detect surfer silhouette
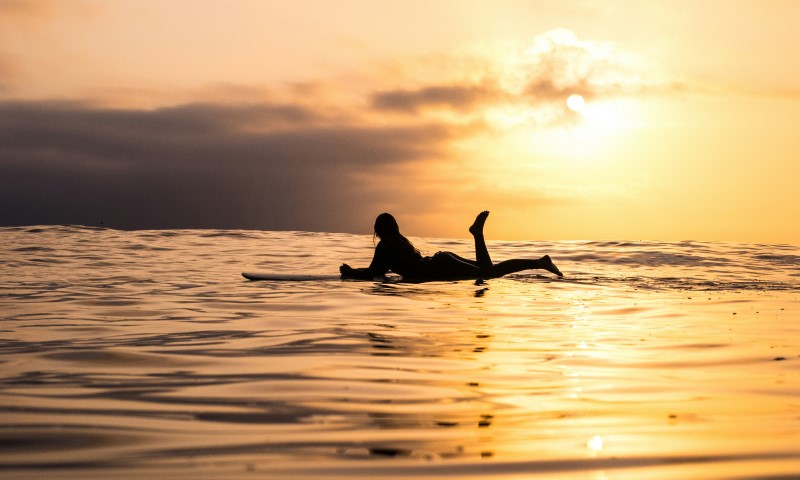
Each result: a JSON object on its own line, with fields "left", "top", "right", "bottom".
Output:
{"left": 340, "top": 211, "right": 563, "bottom": 281}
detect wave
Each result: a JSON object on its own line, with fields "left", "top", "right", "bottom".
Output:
{"left": 513, "top": 273, "right": 798, "bottom": 292}
{"left": 3, "top": 226, "right": 799, "bottom": 292}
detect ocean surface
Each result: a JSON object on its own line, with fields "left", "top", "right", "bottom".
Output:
{"left": 1, "top": 225, "right": 799, "bottom": 479}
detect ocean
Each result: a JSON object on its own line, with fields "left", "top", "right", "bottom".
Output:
{"left": 1, "top": 225, "right": 799, "bottom": 479}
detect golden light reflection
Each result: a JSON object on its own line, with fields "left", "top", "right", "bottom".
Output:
{"left": 587, "top": 434, "right": 604, "bottom": 451}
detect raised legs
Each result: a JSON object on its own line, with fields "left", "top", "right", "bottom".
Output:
{"left": 469, "top": 210, "right": 494, "bottom": 277}
{"left": 468, "top": 211, "right": 563, "bottom": 278}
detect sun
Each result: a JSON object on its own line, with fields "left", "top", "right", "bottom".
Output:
{"left": 566, "top": 94, "right": 586, "bottom": 113}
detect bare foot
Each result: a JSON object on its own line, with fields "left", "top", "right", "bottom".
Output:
{"left": 540, "top": 255, "right": 563, "bottom": 277}
{"left": 469, "top": 210, "right": 490, "bottom": 236}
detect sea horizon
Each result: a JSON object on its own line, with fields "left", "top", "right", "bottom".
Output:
{"left": 4, "top": 223, "right": 798, "bottom": 249}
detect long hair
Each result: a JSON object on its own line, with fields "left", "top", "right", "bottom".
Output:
{"left": 374, "top": 213, "right": 421, "bottom": 258}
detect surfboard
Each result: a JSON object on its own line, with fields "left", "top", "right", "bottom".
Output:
{"left": 242, "top": 272, "right": 341, "bottom": 281}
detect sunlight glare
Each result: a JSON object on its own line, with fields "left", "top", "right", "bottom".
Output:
{"left": 567, "top": 94, "right": 586, "bottom": 113}
{"left": 587, "top": 435, "right": 604, "bottom": 451}
{"left": 582, "top": 98, "right": 635, "bottom": 131}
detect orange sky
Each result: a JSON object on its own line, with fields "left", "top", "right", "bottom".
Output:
{"left": 1, "top": 0, "right": 799, "bottom": 243}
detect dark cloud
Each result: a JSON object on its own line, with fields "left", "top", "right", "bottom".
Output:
{"left": 371, "top": 83, "right": 504, "bottom": 113}
{"left": 369, "top": 72, "right": 594, "bottom": 117}
{"left": 0, "top": 31, "right": 658, "bottom": 233}
{"left": 0, "top": 100, "right": 456, "bottom": 232}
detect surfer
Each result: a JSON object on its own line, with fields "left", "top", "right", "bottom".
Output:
{"left": 339, "top": 211, "right": 563, "bottom": 281}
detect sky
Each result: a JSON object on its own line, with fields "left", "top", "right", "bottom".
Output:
{"left": 1, "top": 0, "right": 799, "bottom": 243}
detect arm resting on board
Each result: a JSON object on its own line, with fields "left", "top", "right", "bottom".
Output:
{"left": 340, "top": 241, "right": 391, "bottom": 280}
{"left": 339, "top": 264, "right": 383, "bottom": 280}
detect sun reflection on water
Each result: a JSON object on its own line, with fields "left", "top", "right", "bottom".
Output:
{"left": 587, "top": 434, "right": 604, "bottom": 452}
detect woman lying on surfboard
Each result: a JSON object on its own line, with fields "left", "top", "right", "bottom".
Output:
{"left": 339, "top": 211, "right": 563, "bottom": 281}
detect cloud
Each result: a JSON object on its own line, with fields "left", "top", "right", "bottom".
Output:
{"left": 0, "top": 29, "right": 675, "bottom": 234}
{"left": 371, "top": 83, "right": 505, "bottom": 113}
{"left": 367, "top": 29, "right": 668, "bottom": 126}
{"left": 0, "top": 100, "right": 458, "bottom": 232}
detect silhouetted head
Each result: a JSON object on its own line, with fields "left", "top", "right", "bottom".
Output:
{"left": 373, "top": 212, "right": 420, "bottom": 257}
{"left": 374, "top": 213, "right": 400, "bottom": 240}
